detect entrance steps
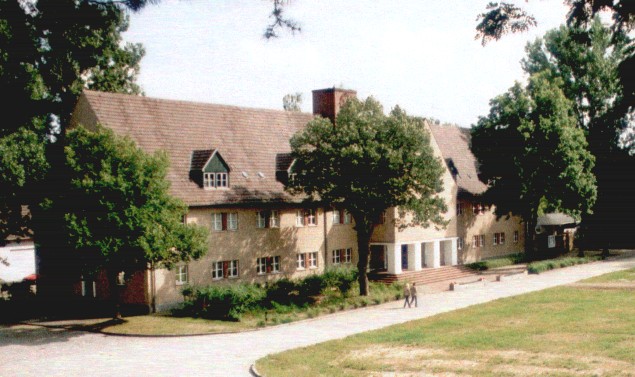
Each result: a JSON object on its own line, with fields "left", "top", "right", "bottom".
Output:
{"left": 369, "top": 265, "right": 480, "bottom": 286}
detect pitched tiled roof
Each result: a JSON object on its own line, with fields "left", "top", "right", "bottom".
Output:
{"left": 190, "top": 149, "right": 216, "bottom": 171}
{"left": 73, "top": 91, "right": 315, "bottom": 206}
{"left": 428, "top": 123, "right": 488, "bottom": 196}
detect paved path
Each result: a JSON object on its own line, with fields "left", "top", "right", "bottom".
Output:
{"left": 2, "top": 256, "right": 634, "bottom": 377}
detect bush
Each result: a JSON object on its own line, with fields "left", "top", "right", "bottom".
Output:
{"left": 175, "top": 284, "right": 266, "bottom": 321}
{"left": 266, "top": 278, "right": 301, "bottom": 307}
{"left": 466, "top": 253, "right": 525, "bottom": 271}
{"left": 527, "top": 256, "right": 599, "bottom": 274}
{"left": 321, "top": 267, "right": 358, "bottom": 296}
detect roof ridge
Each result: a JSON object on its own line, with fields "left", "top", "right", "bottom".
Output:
{"left": 83, "top": 90, "right": 315, "bottom": 117}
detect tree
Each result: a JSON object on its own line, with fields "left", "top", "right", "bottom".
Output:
{"left": 288, "top": 97, "right": 447, "bottom": 295}
{"left": 521, "top": 20, "right": 633, "bottom": 248}
{"left": 471, "top": 72, "right": 597, "bottom": 257}
{"left": 283, "top": 92, "right": 303, "bottom": 112}
{"left": 62, "top": 126, "right": 208, "bottom": 317}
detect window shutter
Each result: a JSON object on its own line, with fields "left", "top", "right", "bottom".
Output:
{"left": 304, "top": 211, "right": 308, "bottom": 226}
{"left": 223, "top": 261, "right": 229, "bottom": 278}
{"left": 339, "top": 210, "right": 345, "bottom": 224}
{"left": 267, "top": 257, "right": 272, "bottom": 273}
{"left": 222, "top": 213, "right": 228, "bottom": 230}
{"left": 314, "top": 209, "right": 318, "bottom": 225}
{"left": 265, "top": 212, "right": 270, "bottom": 228}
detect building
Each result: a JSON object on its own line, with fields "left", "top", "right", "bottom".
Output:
{"left": 70, "top": 88, "right": 524, "bottom": 311}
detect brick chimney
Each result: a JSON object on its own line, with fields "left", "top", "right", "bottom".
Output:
{"left": 312, "top": 87, "right": 357, "bottom": 124}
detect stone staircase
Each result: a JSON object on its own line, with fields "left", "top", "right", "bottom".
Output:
{"left": 369, "top": 265, "right": 480, "bottom": 286}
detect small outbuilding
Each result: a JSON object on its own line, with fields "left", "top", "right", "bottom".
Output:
{"left": 535, "top": 213, "right": 577, "bottom": 253}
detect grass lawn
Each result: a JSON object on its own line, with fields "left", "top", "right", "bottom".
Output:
{"left": 256, "top": 283, "right": 635, "bottom": 376}
{"left": 582, "top": 267, "right": 635, "bottom": 284}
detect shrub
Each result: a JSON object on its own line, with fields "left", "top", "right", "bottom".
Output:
{"left": 266, "top": 278, "right": 302, "bottom": 307}
{"left": 466, "top": 253, "right": 525, "bottom": 271}
{"left": 527, "top": 256, "right": 599, "bottom": 274}
{"left": 176, "top": 284, "right": 266, "bottom": 321}
{"left": 322, "top": 267, "right": 358, "bottom": 295}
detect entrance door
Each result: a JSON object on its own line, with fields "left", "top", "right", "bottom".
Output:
{"left": 401, "top": 244, "right": 408, "bottom": 270}
{"left": 369, "top": 245, "right": 386, "bottom": 271}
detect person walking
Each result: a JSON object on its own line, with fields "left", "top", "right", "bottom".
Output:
{"left": 410, "top": 282, "right": 418, "bottom": 308}
{"left": 403, "top": 282, "right": 411, "bottom": 308}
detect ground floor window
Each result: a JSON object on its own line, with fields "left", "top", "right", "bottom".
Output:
{"left": 457, "top": 237, "right": 463, "bottom": 250}
{"left": 257, "top": 256, "right": 280, "bottom": 274}
{"left": 332, "top": 248, "right": 353, "bottom": 265}
{"left": 514, "top": 230, "right": 519, "bottom": 243}
{"left": 296, "top": 253, "right": 306, "bottom": 269}
{"left": 212, "top": 260, "right": 239, "bottom": 279}
{"left": 472, "top": 235, "right": 485, "bottom": 248}
{"left": 493, "top": 232, "right": 505, "bottom": 245}
{"left": 176, "top": 265, "right": 188, "bottom": 285}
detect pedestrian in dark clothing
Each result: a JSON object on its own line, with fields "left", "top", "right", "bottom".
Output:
{"left": 410, "top": 282, "right": 418, "bottom": 308}
{"left": 403, "top": 283, "right": 411, "bottom": 308}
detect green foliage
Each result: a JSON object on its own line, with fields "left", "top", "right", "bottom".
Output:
{"left": 320, "top": 267, "right": 358, "bottom": 296}
{"left": 176, "top": 284, "right": 267, "bottom": 321}
{"left": 527, "top": 256, "right": 600, "bottom": 274}
{"left": 466, "top": 253, "right": 525, "bottom": 271}
{"left": 289, "top": 96, "right": 447, "bottom": 294}
{"left": 63, "top": 125, "right": 208, "bottom": 275}
{"left": 0, "top": 128, "right": 49, "bottom": 241}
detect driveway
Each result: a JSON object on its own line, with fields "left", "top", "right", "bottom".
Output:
{"left": 1, "top": 256, "right": 634, "bottom": 377}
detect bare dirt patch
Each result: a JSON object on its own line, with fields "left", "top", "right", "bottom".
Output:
{"left": 342, "top": 345, "right": 635, "bottom": 376}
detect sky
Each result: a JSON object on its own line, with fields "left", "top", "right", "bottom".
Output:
{"left": 123, "top": 0, "right": 570, "bottom": 128}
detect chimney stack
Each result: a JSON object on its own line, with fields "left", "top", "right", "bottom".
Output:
{"left": 312, "top": 87, "right": 357, "bottom": 124}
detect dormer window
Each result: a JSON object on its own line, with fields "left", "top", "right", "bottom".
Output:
{"left": 190, "top": 149, "right": 231, "bottom": 189}
{"left": 204, "top": 172, "right": 228, "bottom": 188}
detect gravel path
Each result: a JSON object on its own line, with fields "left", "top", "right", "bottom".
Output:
{"left": 1, "top": 256, "right": 634, "bottom": 377}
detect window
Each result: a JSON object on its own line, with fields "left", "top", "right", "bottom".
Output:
{"left": 514, "top": 230, "right": 519, "bottom": 243}
{"left": 296, "top": 209, "right": 318, "bottom": 227}
{"left": 378, "top": 211, "right": 386, "bottom": 224}
{"left": 204, "top": 172, "right": 228, "bottom": 189}
{"left": 257, "top": 210, "right": 280, "bottom": 229}
{"left": 344, "top": 211, "right": 352, "bottom": 224}
{"left": 296, "top": 210, "right": 304, "bottom": 226}
{"left": 332, "top": 249, "right": 341, "bottom": 264}
{"left": 344, "top": 248, "right": 352, "bottom": 263}
{"left": 472, "top": 203, "right": 484, "bottom": 215}
{"left": 494, "top": 232, "right": 505, "bottom": 245}
{"left": 457, "top": 237, "right": 463, "bottom": 250}
{"left": 306, "top": 209, "right": 316, "bottom": 226}
{"left": 333, "top": 209, "right": 341, "bottom": 224}
{"left": 212, "top": 262, "right": 223, "bottom": 280}
{"left": 212, "top": 212, "right": 238, "bottom": 231}
{"left": 176, "top": 265, "right": 188, "bottom": 285}
{"left": 296, "top": 253, "right": 306, "bottom": 270}
{"left": 257, "top": 256, "right": 281, "bottom": 275}
{"left": 308, "top": 252, "right": 318, "bottom": 268}
{"left": 212, "top": 260, "right": 239, "bottom": 279}
{"left": 332, "top": 248, "right": 353, "bottom": 264}
{"left": 457, "top": 202, "right": 464, "bottom": 215}
{"left": 472, "top": 235, "right": 485, "bottom": 248}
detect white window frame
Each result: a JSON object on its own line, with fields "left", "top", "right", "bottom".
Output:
{"left": 204, "top": 172, "right": 214, "bottom": 188}
{"left": 514, "top": 230, "right": 519, "bottom": 243}
{"left": 212, "top": 213, "right": 223, "bottom": 231}
{"left": 228, "top": 260, "right": 239, "bottom": 278}
{"left": 295, "top": 210, "right": 304, "bottom": 227}
{"left": 271, "top": 256, "right": 280, "bottom": 273}
{"left": 212, "top": 261, "right": 223, "bottom": 280}
{"left": 176, "top": 265, "right": 188, "bottom": 285}
{"left": 215, "top": 172, "right": 228, "bottom": 188}
{"left": 228, "top": 212, "right": 238, "bottom": 230}
{"left": 500, "top": 232, "right": 505, "bottom": 245}
{"left": 332, "top": 249, "right": 341, "bottom": 265}
{"left": 457, "top": 237, "right": 463, "bottom": 250}
{"left": 256, "top": 211, "right": 266, "bottom": 228}
{"left": 270, "top": 210, "right": 280, "bottom": 228}
{"left": 296, "top": 253, "right": 306, "bottom": 270}
{"left": 257, "top": 257, "right": 267, "bottom": 275}
{"left": 332, "top": 209, "right": 341, "bottom": 224}
{"left": 308, "top": 252, "right": 318, "bottom": 268}
{"left": 479, "top": 235, "right": 485, "bottom": 247}
{"left": 307, "top": 209, "right": 316, "bottom": 226}
{"left": 457, "top": 202, "right": 464, "bottom": 215}
{"left": 344, "top": 211, "right": 351, "bottom": 224}
{"left": 344, "top": 248, "right": 352, "bottom": 264}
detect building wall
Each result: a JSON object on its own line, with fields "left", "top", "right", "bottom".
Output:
{"left": 152, "top": 206, "right": 359, "bottom": 310}
{"left": 457, "top": 200, "right": 524, "bottom": 263}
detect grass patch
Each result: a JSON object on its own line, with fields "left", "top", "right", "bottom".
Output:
{"left": 581, "top": 267, "right": 635, "bottom": 283}
{"left": 91, "top": 314, "right": 248, "bottom": 335}
{"left": 256, "top": 281, "right": 635, "bottom": 376}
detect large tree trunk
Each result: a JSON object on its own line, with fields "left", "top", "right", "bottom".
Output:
{"left": 111, "top": 272, "right": 123, "bottom": 320}
{"left": 524, "top": 212, "right": 537, "bottom": 261}
{"left": 356, "top": 230, "right": 371, "bottom": 296}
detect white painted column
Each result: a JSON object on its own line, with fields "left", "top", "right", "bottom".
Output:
{"left": 450, "top": 238, "right": 458, "bottom": 265}
{"left": 408, "top": 243, "right": 422, "bottom": 271}
{"left": 386, "top": 243, "right": 402, "bottom": 274}
{"left": 424, "top": 241, "right": 441, "bottom": 268}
